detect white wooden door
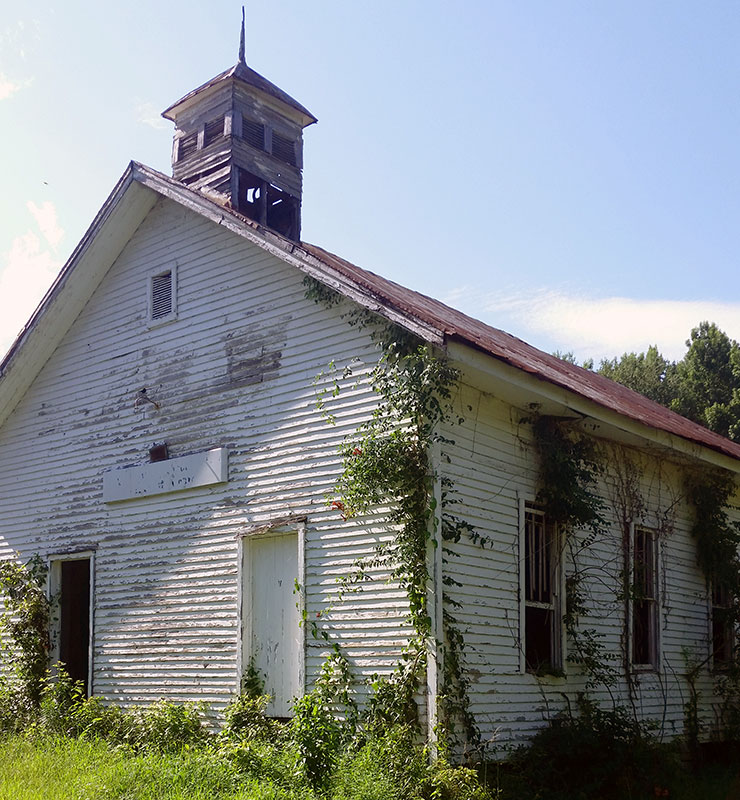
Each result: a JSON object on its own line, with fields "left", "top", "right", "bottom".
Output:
{"left": 245, "top": 531, "right": 301, "bottom": 716}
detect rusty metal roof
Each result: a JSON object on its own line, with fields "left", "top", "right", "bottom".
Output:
{"left": 299, "top": 242, "right": 740, "bottom": 464}
{"left": 3, "top": 161, "right": 738, "bottom": 466}
{"left": 162, "top": 62, "right": 317, "bottom": 126}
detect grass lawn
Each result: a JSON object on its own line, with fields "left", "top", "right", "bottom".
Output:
{"left": 0, "top": 736, "right": 311, "bottom": 800}
{"left": 1, "top": 734, "right": 739, "bottom": 800}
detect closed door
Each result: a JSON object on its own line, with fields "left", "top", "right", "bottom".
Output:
{"left": 245, "top": 532, "right": 301, "bottom": 717}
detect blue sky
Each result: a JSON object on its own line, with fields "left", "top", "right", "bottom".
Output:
{"left": 1, "top": 1, "right": 739, "bottom": 364}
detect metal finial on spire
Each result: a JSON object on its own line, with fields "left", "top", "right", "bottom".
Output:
{"left": 238, "top": 6, "right": 246, "bottom": 64}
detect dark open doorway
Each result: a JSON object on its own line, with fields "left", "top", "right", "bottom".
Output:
{"left": 58, "top": 558, "right": 91, "bottom": 695}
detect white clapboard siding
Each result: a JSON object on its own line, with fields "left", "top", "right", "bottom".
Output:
{"left": 438, "top": 380, "right": 740, "bottom": 750}
{"left": 0, "top": 197, "right": 411, "bottom": 715}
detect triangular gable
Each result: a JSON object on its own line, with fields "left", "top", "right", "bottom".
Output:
{"left": 2, "top": 161, "right": 740, "bottom": 468}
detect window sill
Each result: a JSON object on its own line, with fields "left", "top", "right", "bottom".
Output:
{"left": 631, "top": 664, "right": 659, "bottom": 674}
{"left": 147, "top": 313, "right": 178, "bottom": 329}
{"left": 527, "top": 668, "right": 566, "bottom": 683}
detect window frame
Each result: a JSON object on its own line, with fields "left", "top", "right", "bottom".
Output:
{"left": 519, "top": 499, "right": 564, "bottom": 676}
{"left": 630, "top": 524, "right": 660, "bottom": 671}
{"left": 710, "top": 581, "right": 735, "bottom": 671}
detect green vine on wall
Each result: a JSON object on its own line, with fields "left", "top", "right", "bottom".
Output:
{"left": 0, "top": 554, "right": 52, "bottom": 709}
{"left": 685, "top": 469, "right": 740, "bottom": 612}
{"left": 528, "top": 414, "right": 617, "bottom": 689}
{"left": 305, "top": 276, "right": 483, "bottom": 751}
{"left": 682, "top": 468, "right": 740, "bottom": 745}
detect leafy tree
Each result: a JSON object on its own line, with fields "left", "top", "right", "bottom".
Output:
{"left": 597, "top": 345, "right": 676, "bottom": 407}
{"left": 587, "top": 322, "right": 740, "bottom": 442}
{"left": 670, "top": 322, "right": 740, "bottom": 441}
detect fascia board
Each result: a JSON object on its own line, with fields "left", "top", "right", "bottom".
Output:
{"left": 449, "top": 340, "right": 740, "bottom": 476}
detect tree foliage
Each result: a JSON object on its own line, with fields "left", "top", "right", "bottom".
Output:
{"left": 589, "top": 321, "right": 740, "bottom": 441}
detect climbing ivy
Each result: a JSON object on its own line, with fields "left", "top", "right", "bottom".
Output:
{"left": 0, "top": 554, "right": 52, "bottom": 709}
{"left": 528, "top": 414, "right": 605, "bottom": 535}
{"left": 305, "top": 276, "right": 482, "bottom": 751}
{"left": 528, "top": 414, "right": 617, "bottom": 688}
{"left": 685, "top": 468, "right": 740, "bottom": 610}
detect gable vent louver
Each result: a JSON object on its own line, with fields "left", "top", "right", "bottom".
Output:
{"left": 151, "top": 271, "right": 173, "bottom": 320}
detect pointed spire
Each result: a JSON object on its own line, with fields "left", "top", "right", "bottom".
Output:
{"left": 238, "top": 6, "right": 246, "bottom": 64}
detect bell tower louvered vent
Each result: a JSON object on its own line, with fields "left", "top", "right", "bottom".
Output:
{"left": 162, "top": 12, "right": 316, "bottom": 241}
{"left": 241, "top": 119, "right": 265, "bottom": 150}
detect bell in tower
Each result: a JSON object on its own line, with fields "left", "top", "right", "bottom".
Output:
{"left": 161, "top": 10, "right": 316, "bottom": 241}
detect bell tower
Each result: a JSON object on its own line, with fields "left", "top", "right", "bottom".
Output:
{"left": 162, "top": 11, "right": 316, "bottom": 241}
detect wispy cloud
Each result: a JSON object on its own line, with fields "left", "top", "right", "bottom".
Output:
{"left": 0, "top": 202, "right": 64, "bottom": 360}
{"left": 135, "top": 100, "right": 169, "bottom": 130}
{"left": 444, "top": 286, "right": 740, "bottom": 363}
{"left": 0, "top": 72, "right": 23, "bottom": 100}
{"left": 27, "top": 200, "right": 64, "bottom": 249}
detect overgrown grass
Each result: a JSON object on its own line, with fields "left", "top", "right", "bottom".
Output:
{"left": 1, "top": 733, "right": 739, "bottom": 800}
{"left": 0, "top": 735, "right": 308, "bottom": 800}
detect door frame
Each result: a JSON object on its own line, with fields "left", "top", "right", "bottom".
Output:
{"left": 237, "top": 519, "right": 306, "bottom": 708}
{"left": 48, "top": 549, "right": 95, "bottom": 696}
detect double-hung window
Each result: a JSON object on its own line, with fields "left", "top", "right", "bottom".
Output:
{"left": 522, "top": 505, "right": 562, "bottom": 673}
{"left": 711, "top": 583, "right": 734, "bottom": 669}
{"left": 632, "top": 526, "right": 659, "bottom": 668}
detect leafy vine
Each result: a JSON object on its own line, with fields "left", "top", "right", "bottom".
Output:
{"left": 0, "top": 554, "right": 52, "bottom": 709}
{"left": 684, "top": 467, "right": 740, "bottom": 739}
{"left": 528, "top": 414, "right": 617, "bottom": 689}
{"left": 305, "top": 276, "right": 483, "bottom": 751}
{"left": 685, "top": 468, "right": 740, "bottom": 610}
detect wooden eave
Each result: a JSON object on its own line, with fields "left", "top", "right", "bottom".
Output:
{"left": 1, "top": 161, "right": 739, "bottom": 474}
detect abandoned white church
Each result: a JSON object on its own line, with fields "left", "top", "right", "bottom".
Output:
{"left": 1, "top": 34, "right": 739, "bottom": 752}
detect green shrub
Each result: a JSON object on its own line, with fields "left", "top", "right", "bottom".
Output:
{"left": 291, "top": 691, "right": 346, "bottom": 789}
{"left": 428, "top": 761, "right": 493, "bottom": 800}
{"left": 0, "top": 555, "right": 51, "bottom": 710}
{"left": 124, "top": 699, "right": 210, "bottom": 752}
{"left": 511, "top": 699, "right": 680, "bottom": 800}
{"left": 331, "top": 724, "right": 493, "bottom": 800}
{"left": 223, "top": 693, "right": 284, "bottom": 743}
{"left": 38, "top": 667, "right": 86, "bottom": 735}
{"left": 0, "top": 676, "right": 34, "bottom": 734}
{"left": 332, "top": 724, "right": 427, "bottom": 800}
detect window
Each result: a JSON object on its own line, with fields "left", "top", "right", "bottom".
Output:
{"left": 632, "top": 527, "right": 659, "bottom": 668}
{"left": 522, "top": 505, "right": 562, "bottom": 673}
{"left": 148, "top": 267, "right": 177, "bottom": 325}
{"left": 711, "top": 583, "right": 735, "bottom": 668}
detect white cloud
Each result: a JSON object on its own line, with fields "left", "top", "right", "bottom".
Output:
{"left": 27, "top": 200, "right": 64, "bottom": 249}
{"left": 136, "top": 100, "right": 169, "bottom": 130}
{"left": 445, "top": 286, "right": 740, "bottom": 363}
{"left": 0, "top": 231, "right": 62, "bottom": 359}
{"left": 0, "top": 72, "right": 22, "bottom": 100}
{"left": 0, "top": 201, "right": 64, "bottom": 360}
